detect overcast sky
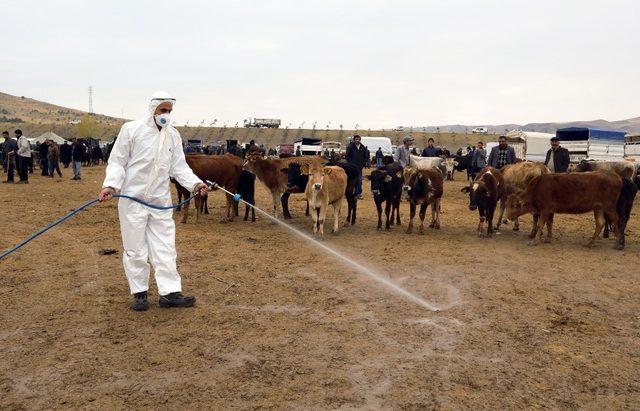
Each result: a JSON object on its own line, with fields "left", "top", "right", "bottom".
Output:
{"left": 1, "top": 0, "right": 638, "bottom": 128}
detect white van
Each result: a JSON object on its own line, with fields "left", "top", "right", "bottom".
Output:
{"left": 347, "top": 136, "right": 393, "bottom": 159}
{"left": 472, "top": 127, "right": 488, "bottom": 134}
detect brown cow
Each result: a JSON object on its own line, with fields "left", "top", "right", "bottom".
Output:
{"left": 244, "top": 153, "right": 325, "bottom": 218}
{"left": 461, "top": 167, "right": 505, "bottom": 237}
{"left": 402, "top": 166, "right": 444, "bottom": 234}
{"left": 175, "top": 154, "right": 242, "bottom": 223}
{"left": 305, "top": 164, "right": 347, "bottom": 238}
{"left": 500, "top": 162, "right": 549, "bottom": 236}
{"left": 505, "top": 172, "right": 623, "bottom": 248}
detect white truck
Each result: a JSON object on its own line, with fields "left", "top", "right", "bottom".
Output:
{"left": 243, "top": 117, "right": 281, "bottom": 128}
{"left": 346, "top": 136, "right": 393, "bottom": 159}
{"left": 471, "top": 127, "right": 488, "bottom": 134}
{"left": 293, "top": 137, "right": 323, "bottom": 156}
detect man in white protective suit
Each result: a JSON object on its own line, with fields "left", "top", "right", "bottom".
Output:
{"left": 98, "top": 91, "right": 209, "bottom": 311}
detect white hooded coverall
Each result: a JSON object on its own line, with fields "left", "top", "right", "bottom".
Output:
{"left": 102, "top": 92, "right": 202, "bottom": 295}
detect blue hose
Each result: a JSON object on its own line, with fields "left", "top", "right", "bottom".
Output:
{"left": 0, "top": 193, "right": 198, "bottom": 261}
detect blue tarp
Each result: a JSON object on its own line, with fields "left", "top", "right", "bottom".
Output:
{"left": 556, "top": 127, "right": 627, "bottom": 143}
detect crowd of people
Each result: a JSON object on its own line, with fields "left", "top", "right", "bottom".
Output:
{"left": 1, "top": 130, "right": 93, "bottom": 183}
{"left": 393, "top": 134, "right": 570, "bottom": 178}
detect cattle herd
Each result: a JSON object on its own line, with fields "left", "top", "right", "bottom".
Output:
{"left": 172, "top": 153, "right": 639, "bottom": 250}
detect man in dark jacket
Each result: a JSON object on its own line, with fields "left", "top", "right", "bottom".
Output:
{"left": 487, "top": 136, "right": 516, "bottom": 169}
{"left": 421, "top": 138, "right": 439, "bottom": 157}
{"left": 38, "top": 141, "right": 49, "bottom": 176}
{"left": 544, "top": 137, "right": 570, "bottom": 173}
{"left": 345, "top": 134, "right": 369, "bottom": 197}
{"left": 2, "top": 131, "right": 18, "bottom": 182}
{"left": 71, "top": 138, "right": 86, "bottom": 180}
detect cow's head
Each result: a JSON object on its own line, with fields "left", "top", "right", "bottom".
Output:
{"left": 367, "top": 169, "right": 392, "bottom": 196}
{"left": 461, "top": 181, "right": 489, "bottom": 212}
{"left": 402, "top": 167, "right": 417, "bottom": 197}
{"left": 243, "top": 152, "right": 261, "bottom": 172}
{"left": 403, "top": 167, "right": 431, "bottom": 201}
{"left": 308, "top": 165, "right": 331, "bottom": 191}
{"left": 573, "top": 159, "right": 594, "bottom": 173}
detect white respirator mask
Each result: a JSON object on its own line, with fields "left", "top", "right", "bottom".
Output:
{"left": 154, "top": 113, "right": 171, "bottom": 128}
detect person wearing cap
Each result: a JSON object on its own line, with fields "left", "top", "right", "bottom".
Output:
{"left": 394, "top": 136, "right": 413, "bottom": 168}
{"left": 544, "top": 137, "right": 570, "bottom": 173}
{"left": 98, "top": 91, "right": 209, "bottom": 311}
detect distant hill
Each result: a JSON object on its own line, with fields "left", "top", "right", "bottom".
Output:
{"left": 418, "top": 117, "right": 640, "bottom": 134}
{"left": 0, "top": 91, "right": 124, "bottom": 126}
{"left": 1, "top": 91, "right": 638, "bottom": 148}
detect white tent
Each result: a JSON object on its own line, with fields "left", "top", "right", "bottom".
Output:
{"left": 31, "top": 131, "right": 68, "bottom": 145}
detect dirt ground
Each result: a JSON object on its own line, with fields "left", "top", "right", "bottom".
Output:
{"left": 1, "top": 164, "right": 639, "bottom": 409}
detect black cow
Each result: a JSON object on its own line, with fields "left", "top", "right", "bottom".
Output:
{"left": 367, "top": 163, "right": 403, "bottom": 230}
{"left": 280, "top": 163, "right": 310, "bottom": 219}
{"left": 326, "top": 161, "right": 359, "bottom": 225}
{"left": 237, "top": 170, "right": 256, "bottom": 221}
{"left": 453, "top": 154, "right": 473, "bottom": 181}
{"left": 603, "top": 177, "right": 638, "bottom": 247}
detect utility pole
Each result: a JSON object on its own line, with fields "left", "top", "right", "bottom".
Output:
{"left": 88, "top": 86, "right": 94, "bottom": 114}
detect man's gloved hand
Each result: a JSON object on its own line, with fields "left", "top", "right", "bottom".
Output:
{"left": 194, "top": 183, "right": 209, "bottom": 196}
{"left": 98, "top": 187, "right": 115, "bottom": 202}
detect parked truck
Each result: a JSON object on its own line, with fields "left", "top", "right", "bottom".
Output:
{"left": 243, "top": 117, "right": 281, "bottom": 129}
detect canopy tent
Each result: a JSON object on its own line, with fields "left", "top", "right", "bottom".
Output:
{"left": 30, "top": 131, "right": 68, "bottom": 145}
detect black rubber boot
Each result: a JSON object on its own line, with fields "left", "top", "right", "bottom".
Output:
{"left": 132, "top": 291, "right": 150, "bottom": 311}
{"left": 159, "top": 292, "right": 196, "bottom": 308}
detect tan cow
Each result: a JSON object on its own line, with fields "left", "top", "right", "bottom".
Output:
{"left": 499, "top": 161, "right": 549, "bottom": 235}
{"left": 305, "top": 165, "right": 347, "bottom": 238}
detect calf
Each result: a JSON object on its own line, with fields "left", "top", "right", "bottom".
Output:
{"left": 454, "top": 154, "right": 473, "bottom": 180}
{"left": 305, "top": 165, "right": 348, "bottom": 238}
{"left": 281, "top": 162, "right": 310, "bottom": 218}
{"left": 176, "top": 154, "right": 242, "bottom": 223}
{"left": 245, "top": 153, "right": 324, "bottom": 219}
{"left": 402, "top": 166, "right": 444, "bottom": 234}
{"left": 461, "top": 167, "right": 505, "bottom": 237}
{"left": 444, "top": 157, "right": 456, "bottom": 181}
{"left": 366, "top": 163, "right": 403, "bottom": 230}
{"left": 500, "top": 162, "right": 549, "bottom": 236}
{"left": 237, "top": 170, "right": 256, "bottom": 222}
{"left": 505, "top": 172, "right": 623, "bottom": 248}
